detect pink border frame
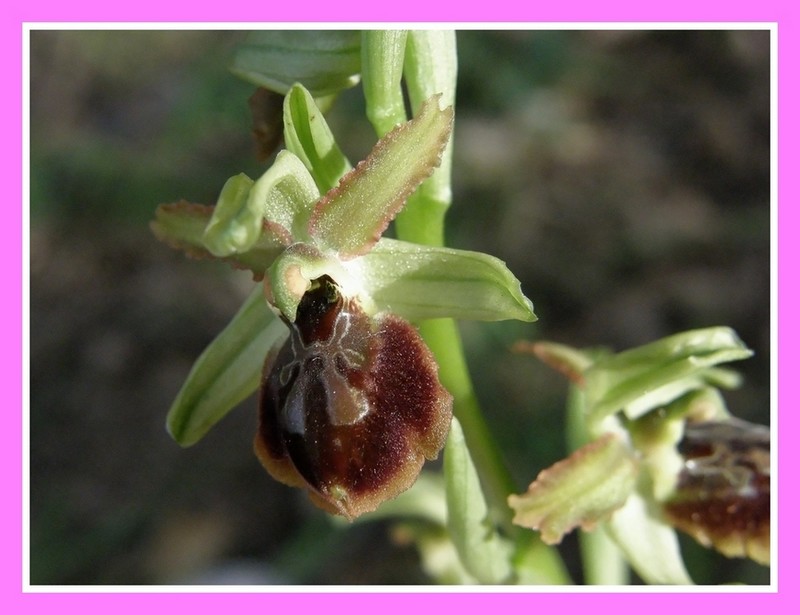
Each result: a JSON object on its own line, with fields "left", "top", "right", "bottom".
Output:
{"left": 10, "top": 1, "right": 792, "bottom": 612}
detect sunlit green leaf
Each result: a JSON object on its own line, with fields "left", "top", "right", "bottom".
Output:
{"left": 283, "top": 84, "right": 352, "bottom": 194}
{"left": 355, "top": 237, "right": 536, "bottom": 322}
{"left": 231, "top": 31, "right": 361, "bottom": 97}
{"left": 166, "top": 287, "right": 288, "bottom": 446}
{"left": 308, "top": 95, "right": 454, "bottom": 258}
{"left": 508, "top": 434, "right": 638, "bottom": 545}
{"left": 585, "top": 327, "right": 753, "bottom": 423}
{"left": 444, "top": 418, "right": 514, "bottom": 584}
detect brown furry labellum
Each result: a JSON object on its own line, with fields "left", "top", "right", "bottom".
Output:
{"left": 662, "top": 417, "right": 770, "bottom": 565}
{"left": 255, "top": 275, "right": 453, "bottom": 520}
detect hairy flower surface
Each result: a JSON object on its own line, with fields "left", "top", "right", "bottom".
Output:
{"left": 153, "top": 85, "right": 535, "bottom": 519}
{"left": 256, "top": 275, "right": 451, "bottom": 519}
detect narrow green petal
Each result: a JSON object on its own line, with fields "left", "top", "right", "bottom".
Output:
{"left": 201, "top": 173, "right": 260, "bottom": 257}
{"left": 231, "top": 30, "right": 361, "bottom": 97}
{"left": 283, "top": 84, "right": 352, "bottom": 194}
{"left": 445, "top": 418, "right": 515, "bottom": 584}
{"left": 585, "top": 327, "right": 753, "bottom": 423}
{"left": 508, "top": 434, "right": 639, "bottom": 545}
{"left": 166, "top": 287, "right": 288, "bottom": 446}
{"left": 354, "top": 238, "right": 535, "bottom": 322}
{"left": 308, "top": 95, "right": 454, "bottom": 258}
{"left": 150, "top": 200, "right": 284, "bottom": 279}
{"left": 250, "top": 149, "right": 321, "bottom": 244}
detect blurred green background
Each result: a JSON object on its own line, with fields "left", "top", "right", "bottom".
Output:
{"left": 29, "top": 29, "right": 771, "bottom": 585}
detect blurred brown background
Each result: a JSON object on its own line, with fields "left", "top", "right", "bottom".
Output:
{"left": 29, "top": 29, "right": 772, "bottom": 585}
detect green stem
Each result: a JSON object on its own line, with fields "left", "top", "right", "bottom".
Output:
{"left": 364, "top": 27, "right": 568, "bottom": 583}
{"left": 394, "top": 171, "right": 517, "bottom": 530}
{"left": 566, "top": 385, "right": 629, "bottom": 585}
{"left": 418, "top": 318, "right": 517, "bottom": 528}
{"left": 392, "top": 28, "right": 526, "bottom": 535}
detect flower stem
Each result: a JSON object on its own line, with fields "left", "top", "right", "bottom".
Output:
{"left": 395, "top": 191, "right": 518, "bottom": 529}
{"left": 418, "top": 317, "right": 518, "bottom": 528}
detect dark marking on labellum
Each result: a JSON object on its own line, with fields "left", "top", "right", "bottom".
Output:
{"left": 663, "top": 417, "right": 770, "bottom": 565}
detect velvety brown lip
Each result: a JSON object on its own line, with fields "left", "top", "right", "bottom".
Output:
{"left": 255, "top": 275, "right": 453, "bottom": 519}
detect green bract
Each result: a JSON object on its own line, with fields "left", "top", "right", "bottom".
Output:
{"left": 153, "top": 82, "right": 536, "bottom": 447}
{"left": 445, "top": 419, "right": 515, "bottom": 584}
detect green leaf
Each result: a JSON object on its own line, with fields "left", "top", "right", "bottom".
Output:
{"left": 361, "top": 30, "right": 409, "bottom": 136}
{"left": 308, "top": 94, "right": 454, "bottom": 258}
{"left": 603, "top": 488, "right": 694, "bottom": 585}
{"left": 444, "top": 418, "right": 514, "bottom": 584}
{"left": 283, "top": 84, "right": 352, "bottom": 194}
{"left": 150, "top": 200, "right": 284, "bottom": 279}
{"left": 166, "top": 287, "right": 288, "bottom": 446}
{"left": 508, "top": 434, "right": 639, "bottom": 545}
{"left": 584, "top": 327, "right": 753, "bottom": 423}
{"left": 231, "top": 30, "right": 361, "bottom": 97}
{"left": 356, "top": 238, "right": 536, "bottom": 322}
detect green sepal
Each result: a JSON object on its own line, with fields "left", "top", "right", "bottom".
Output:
{"left": 283, "top": 84, "right": 352, "bottom": 194}
{"left": 166, "top": 286, "right": 288, "bottom": 446}
{"left": 584, "top": 327, "right": 753, "bottom": 424}
{"left": 358, "top": 238, "right": 536, "bottom": 323}
{"left": 231, "top": 30, "right": 361, "bottom": 97}
{"left": 308, "top": 94, "right": 454, "bottom": 258}
{"left": 444, "top": 418, "right": 515, "bottom": 584}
